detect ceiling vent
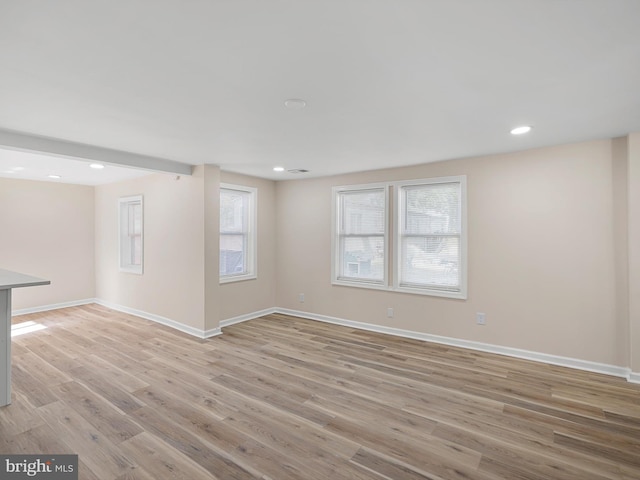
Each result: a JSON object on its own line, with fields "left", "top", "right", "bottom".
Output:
{"left": 287, "top": 169, "right": 309, "bottom": 174}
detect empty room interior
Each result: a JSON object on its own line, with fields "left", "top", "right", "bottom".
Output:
{"left": 1, "top": 1, "right": 640, "bottom": 479}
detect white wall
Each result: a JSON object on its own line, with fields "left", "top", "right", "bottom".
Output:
{"left": 93, "top": 167, "right": 277, "bottom": 331}
{"left": 219, "top": 171, "right": 277, "bottom": 321}
{"left": 628, "top": 133, "right": 640, "bottom": 373}
{"left": 94, "top": 170, "right": 206, "bottom": 331}
{"left": 3, "top": 134, "right": 637, "bottom": 375}
{"left": 276, "top": 140, "right": 623, "bottom": 366}
{"left": 612, "top": 137, "right": 630, "bottom": 368}
{"left": 0, "top": 177, "right": 94, "bottom": 310}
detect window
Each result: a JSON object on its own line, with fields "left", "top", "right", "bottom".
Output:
{"left": 119, "top": 195, "right": 143, "bottom": 274}
{"left": 220, "top": 184, "right": 257, "bottom": 282}
{"left": 395, "top": 176, "right": 466, "bottom": 298}
{"left": 332, "top": 184, "right": 388, "bottom": 287}
{"left": 332, "top": 176, "right": 466, "bottom": 299}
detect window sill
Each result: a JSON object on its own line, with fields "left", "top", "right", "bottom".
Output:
{"left": 119, "top": 267, "right": 143, "bottom": 275}
{"left": 332, "top": 278, "right": 466, "bottom": 299}
{"left": 220, "top": 273, "right": 257, "bottom": 284}
{"left": 332, "top": 279, "right": 389, "bottom": 291}
{"left": 394, "top": 285, "right": 467, "bottom": 300}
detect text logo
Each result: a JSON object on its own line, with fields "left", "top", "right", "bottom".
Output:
{"left": 1, "top": 455, "right": 78, "bottom": 479}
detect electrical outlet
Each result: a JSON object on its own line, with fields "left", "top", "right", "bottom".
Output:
{"left": 299, "top": 293, "right": 305, "bottom": 303}
{"left": 476, "top": 312, "right": 486, "bottom": 325}
{"left": 387, "top": 307, "right": 394, "bottom": 318}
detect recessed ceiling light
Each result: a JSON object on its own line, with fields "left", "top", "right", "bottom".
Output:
{"left": 12, "top": 167, "right": 25, "bottom": 171}
{"left": 510, "top": 125, "right": 532, "bottom": 135}
{"left": 273, "top": 166, "right": 285, "bottom": 172}
{"left": 284, "top": 99, "right": 306, "bottom": 110}
{"left": 48, "top": 174, "right": 61, "bottom": 179}
{"left": 90, "top": 163, "right": 105, "bottom": 169}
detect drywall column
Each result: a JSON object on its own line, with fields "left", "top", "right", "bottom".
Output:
{"left": 204, "top": 165, "right": 222, "bottom": 335}
{"left": 629, "top": 133, "right": 640, "bottom": 379}
{"left": 612, "top": 137, "right": 630, "bottom": 368}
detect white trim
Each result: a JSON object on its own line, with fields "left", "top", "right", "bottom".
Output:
{"left": 203, "top": 327, "right": 223, "bottom": 338}
{"left": 393, "top": 285, "right": 467, "bottom": 300}
{"left": 276, "top": 308, "right": 633, "bottom": 380}
{"left": 220, "top": 273, "right": 258, "bottom": 284}
{"left": 331, "top": 177, "right": 468, "bottom": 300}
{"left": 12, "top": 299, "right": 638, "bottom": 383}
{"left": 331, "top": 279, "right": 390, "bottom": 292}
{"left": 119, "top": 195, "right": 144, "bottom": 275}
{"left": 333, "top": 181, "right": 391, "bottom": 192}
{"left": 220, "top": 307, "right": 277, "bottom": 328}
{"left": 393, "top": 175, "right": 467, "bottom": 300}
{"left": 15, "top": 298, "right": 225, "bottom": 339}
{"left": 94, "top": 299, "right": 221, "bottom": 339}
{"left": 220, "top": 184, "right": 258, "bottom": 282}
{"left": 331, "top": 183, "right": 389, "bottom": 287}
{"left": 12, "top": 298, "right": 95, "bottom": 316}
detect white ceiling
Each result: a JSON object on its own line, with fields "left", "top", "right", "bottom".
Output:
{"left": 0, "top": 148, "right": 151, "bottom": 186}
{"left": 0, "top": 0, "right": 639, "bottom": 184}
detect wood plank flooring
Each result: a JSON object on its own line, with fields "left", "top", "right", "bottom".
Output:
{"left": 2, "top": 304, "right": 639, "bottom": 479}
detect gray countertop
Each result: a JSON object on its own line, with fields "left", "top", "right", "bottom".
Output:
{"left": 0, "top": 269, "right": 50, "bottom": 290}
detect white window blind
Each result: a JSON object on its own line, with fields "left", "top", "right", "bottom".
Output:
{"left": 220, "top": 185, "right": 256, "bottom": 281}
{"left": 397, "top": 180, "right": 463, "bottom": 295}
{"left": 119, "top": 195, "right": 143, "bottom": 274}
{"left": 334, "top": 187, "right": 387, "bottom": 285}
{"left": 332, "top": 177, "right": 466, "bottom": 298}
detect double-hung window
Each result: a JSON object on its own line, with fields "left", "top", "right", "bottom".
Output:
{"left": 332, "top": 184, "right": 388, "bottom": 287}
{"left": 119, "top": 195, "right": 143, "bottom": 274}
{"left": 332, "top": 176, "right": 466, "bottom": 299}
{"left": 395, "top": 176, "right": 466, "bottom": 298}
{"left": 220, "top": 184, "right": 257, "bottom": 282}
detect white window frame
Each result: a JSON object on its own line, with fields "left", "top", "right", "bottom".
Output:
{"left": 219, "top": 184, "right": 257, "bottom": 283}
{"left": 331, "top": 176, "right": 467, "bottom": 299}
{"left": 331, "top": 183, "right": 389, "bottom": 290}
{"left": 393, "top": 176, "right": 467, "bottom": 299}
{"left": 118, "top": 195, "right": 144, "bottom": 275}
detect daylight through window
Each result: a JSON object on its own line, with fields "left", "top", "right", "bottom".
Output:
{"left": 220, "top": 185, "right": 257, "bottom": 282}
{"left": 334, "top": 186, "right": 387, "bottom": 286}
{"left": 119, "top": 195, "right": 143, "bottom": 274}
{"left": 332, "top": 176, "right": 466, "bottom": 299}
{"left": 396, "top": 179, "right": 465, "bottom": 297}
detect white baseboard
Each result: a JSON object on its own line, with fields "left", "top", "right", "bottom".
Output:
{"left": 13, "top": 300, "right": 640, "bottom": 383}
{"left": 12, "top": 298, "right": 95, "bottom": 316}
{"left": 220, "top": 307, "right": 277, "bottom": 328}
{"left": 276, "top": 308, "right": 634, "bottom": 381}
{"left": 203, "top": 327, "right": 222, "bottom": 338}
{"left": 93, "top": 299, "right": 221, "bottom": 339}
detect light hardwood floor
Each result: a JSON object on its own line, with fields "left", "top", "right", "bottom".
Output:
{"left": 1, "top": 305, "right": 639, "bottom": 479}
